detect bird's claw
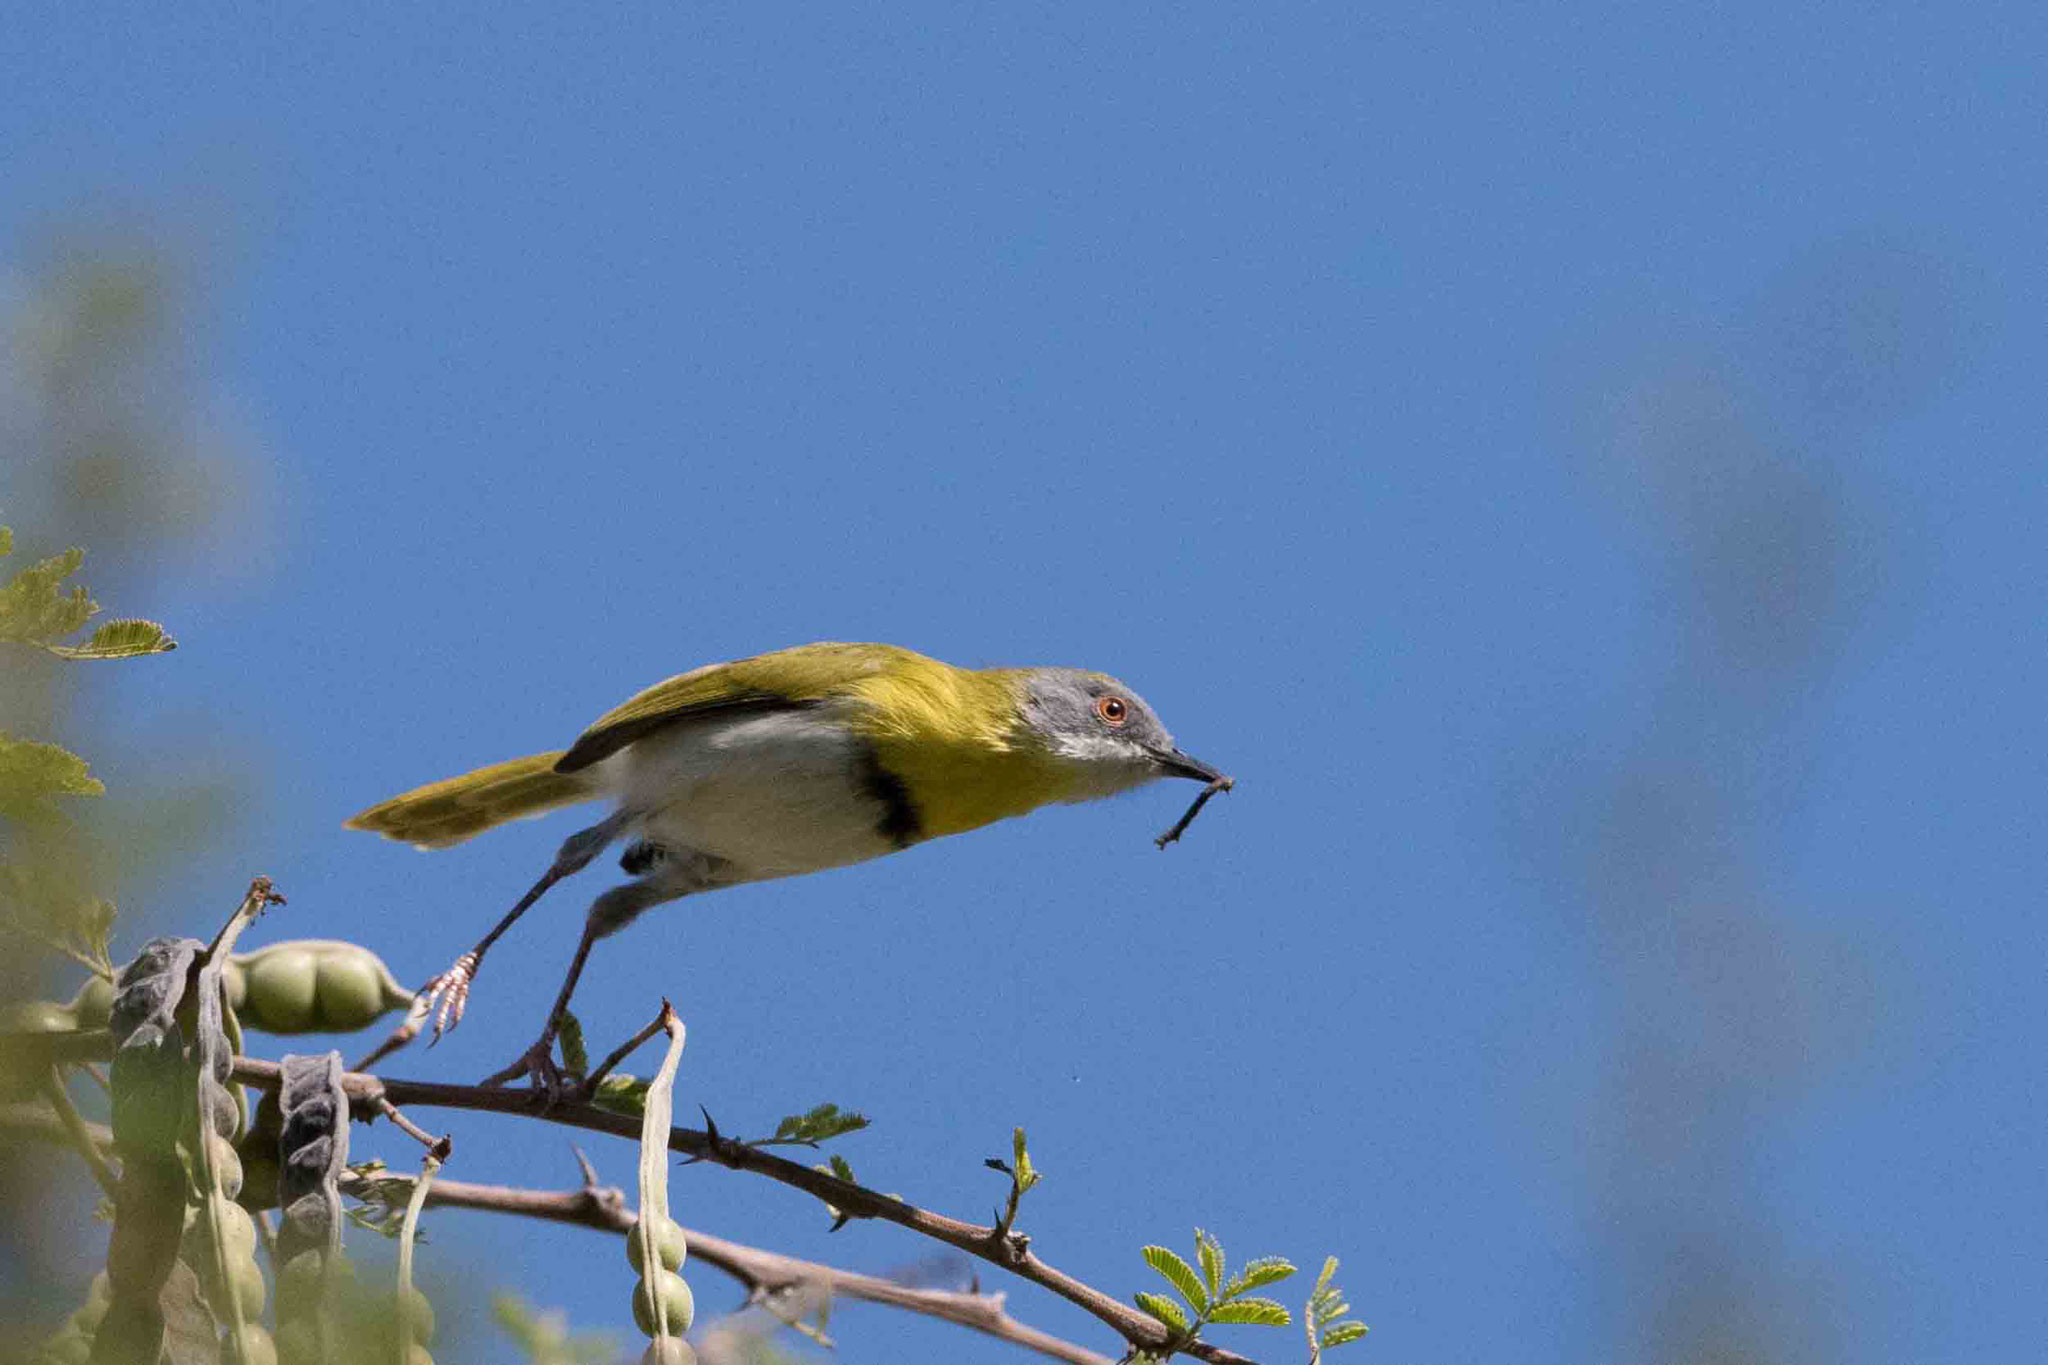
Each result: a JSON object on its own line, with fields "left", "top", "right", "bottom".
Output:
{"left": 418, "top": 952, "right": 478, "bottom": 1044}
{"left": 480, "top": 1037, "right": 584, "bottom": 1108}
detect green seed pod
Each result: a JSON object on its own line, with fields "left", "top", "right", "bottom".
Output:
{"left": 401, "top": 1285, "right": 437, "bottom": 1344}
{"left": 274, "top": 1250, "right": 327, "bottom": 1308}
{"left": 226, "top": 1251, "right": 267, "bottom": 1319}
{"left": 40, "top": 1324, "right": 91, "bottom": 1364}
{"left": 631, "top": 1271, "right": 695, "bottom": 1337}
{"left": 221, "top": 958, "right": 249, "bottom": 1010}
{"left": 231, "top": 1323, "right": 278, "bottom": 1365}
{"left": 234, "top": 1141, "right": 280, "bottom": 1211}
{"left": 229, "top": 940, "right": 413, "bottom": 1034}
{"left": 74, "top": 973, "right": 117, "bottom": 1028}
{"left": 641, "top": 1336, "right": 697, "bottom": 1365}
{"left": 209, "top": 1133, "right": 245, "bottom": 1200}
{"left": 211, "top": 1201, "right": 258, "bottom": 1263}
{"left": 73, "top": 1271, "right": 113, "bottom": 1332}
{"left": 272, "top": 1316, "right": 320, "bottom": 1363}
{"left": 241, "top": 947, "right": 319, "bottom": 1032}
{"left": 313, "top": 952, "right": 385, "bottom": 1029}
{"left": 0, "top": 999, "right": 77, "bottom": 1032}
{"left": 625, "top": 1215, "right": 689, "bottom": 1274}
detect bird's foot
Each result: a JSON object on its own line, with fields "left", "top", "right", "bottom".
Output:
{"left": 479, "top": 1036, "right": 584, "bottom": 1107}
{"left": 418, "top": 952, "right": 478, "bottom": 1042}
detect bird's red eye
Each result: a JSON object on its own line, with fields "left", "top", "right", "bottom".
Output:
{"left": 1097, "top": 696, "right": 1128, "bottom": 725}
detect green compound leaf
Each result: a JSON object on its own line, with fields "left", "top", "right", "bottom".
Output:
{"left": 1307, "top": 1256, "right": 1369, "bottom": 1358}
{"left": 771, "top": 1102, "right": 871, "bottom": 1145}
{"left": 45, "top": 616, "right": 177, "bottom": 660}
{"left": 557, "top": 1009, "right": 589, "bottom": 1076}
{"left": 591, "top": 1073, "right": 650, "bottom": 1117}
{"left": 0, "top": 732, "right": 105, "bottom": 819}
{"left": 1134, "top": 1291, "right": 1190, "bottom": 1335}
{"left": 0, "top": 546, "right": 95, "bottom": 644}
{"left": 1224, "top": 1255, "right": 1297, "bottom": 1299}
{"left": 1323, "top": 1321, "right": 1370, "bottom": 1348}
{"left": 1197, "top": 1227, "right": 1225, "bottom": 1298}
{"left": 1143, "top": 1245, "right": 1209, "bottom": 1314}
{"left": 1207, "top": 1296, "right": 1292, "bottom": 1328}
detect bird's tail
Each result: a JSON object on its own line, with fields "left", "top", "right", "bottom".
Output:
{"left": 345, "top": 751, "right": 596, "bottom": 850}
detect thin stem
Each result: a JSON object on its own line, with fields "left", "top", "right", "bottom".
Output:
{"left": 41, "top": 1067, "right": 118, "bottom": 1197}
{"left": 583, "top": 1009, "right": 669, "bottom": 1091}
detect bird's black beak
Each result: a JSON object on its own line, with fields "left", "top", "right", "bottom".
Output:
{"left": 1155, "top": 746, "right": 1227, "bottom": 784}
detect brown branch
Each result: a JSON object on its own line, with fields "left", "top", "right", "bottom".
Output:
{"left": 403, "top": 1172, "right": 1114, "bottom": 1365}
{"left": 224, "top": 1055, "right": 1261, "bottom": 1365}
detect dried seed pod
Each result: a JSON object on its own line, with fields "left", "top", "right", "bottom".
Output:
{"left": 94, "top": 937, "right": 203, "bottom": 1365}
{"left": 272, "top": 1051, "right": 351, "bottom": 1360}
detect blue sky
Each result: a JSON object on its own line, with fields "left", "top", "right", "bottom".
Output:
{"left": 4, "top": 5, "right": 2044, "bottom": 1362}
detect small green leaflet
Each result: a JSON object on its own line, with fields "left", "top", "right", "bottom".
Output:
{"left": 1209, "top": 1297, "right": 1292, "bottom": 1327}
{"left": 556, "top": 1009, "right": 588, "bottom": 1076}
{"left": 1143, "top": 1245, "right": 1210, "bottom": 1314}
{"left": 1224, "top": 1255, "right": 1297, "bottom": 1298}
{"left": 591, "top": 1073, "right": 650, "bottom": 1117}
{"left": 1134, "top": 1291, "right": 1189, "bottom": 1334}
{"left": 0, "top": 732, "right": 105, "bottom": 819}
{"left": 1197, "top": 1227, "right": 1225, "bottom": 1299}
{"left": 0, "top": 546, "right": 95, "bottom": 643}
{"left": 44, "top": 617, "right": 176, "bottom": 660}
{"left": 771, "top": 1102, "right": 870, "bottom": 1145}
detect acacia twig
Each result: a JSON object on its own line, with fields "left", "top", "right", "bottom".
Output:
{"left": 582, "top": 1010, "right": 669, "bottom": 1093}
{"left": 392, "top": 1170, "right": 1115, "bottom": 1365}
{"left": 222, "top": 1055, "right": 1261, "bottom": 1365}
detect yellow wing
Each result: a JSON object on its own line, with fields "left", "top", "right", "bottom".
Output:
{"left": 553, "top": 642, "right": 929, "bottom": 772}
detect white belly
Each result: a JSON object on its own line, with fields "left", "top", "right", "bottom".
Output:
{"left": 597, "top": 709, "right": 898, "bottom": 882}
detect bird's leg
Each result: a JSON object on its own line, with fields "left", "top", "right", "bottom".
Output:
{"left": 418, "top": 811, "right": 632, "bottom": 1042}
{"left": 480, "top": 847, "right": 728, "bottom": 1105}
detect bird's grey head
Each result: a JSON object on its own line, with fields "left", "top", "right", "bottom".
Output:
{"left": 1016, "top": 668, "right": 1224, "bottom": 801}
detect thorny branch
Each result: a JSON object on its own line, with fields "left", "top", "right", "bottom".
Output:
{"left": 225, "top": 1054, "right": 1263, "bottom": 1364}
{"left": 3, "top": 1097, "right": 1113, "bottom": 1365}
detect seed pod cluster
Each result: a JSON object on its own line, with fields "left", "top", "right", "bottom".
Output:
{"left": 190, "top": 904, "right": 274, "bottom": 1363}
{"left": 627, "top": 1213, "right": 696, "bottom": 1363}
{"left": 92, "top": 936, "right": 204, "bottom": 1365}
{"left": 273, "top": 1051, "right": 352, "bottom": 1364}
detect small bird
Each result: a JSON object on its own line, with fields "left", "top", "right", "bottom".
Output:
{"left": 347, "top": 642, "right": 1230, "bottom": 1096}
